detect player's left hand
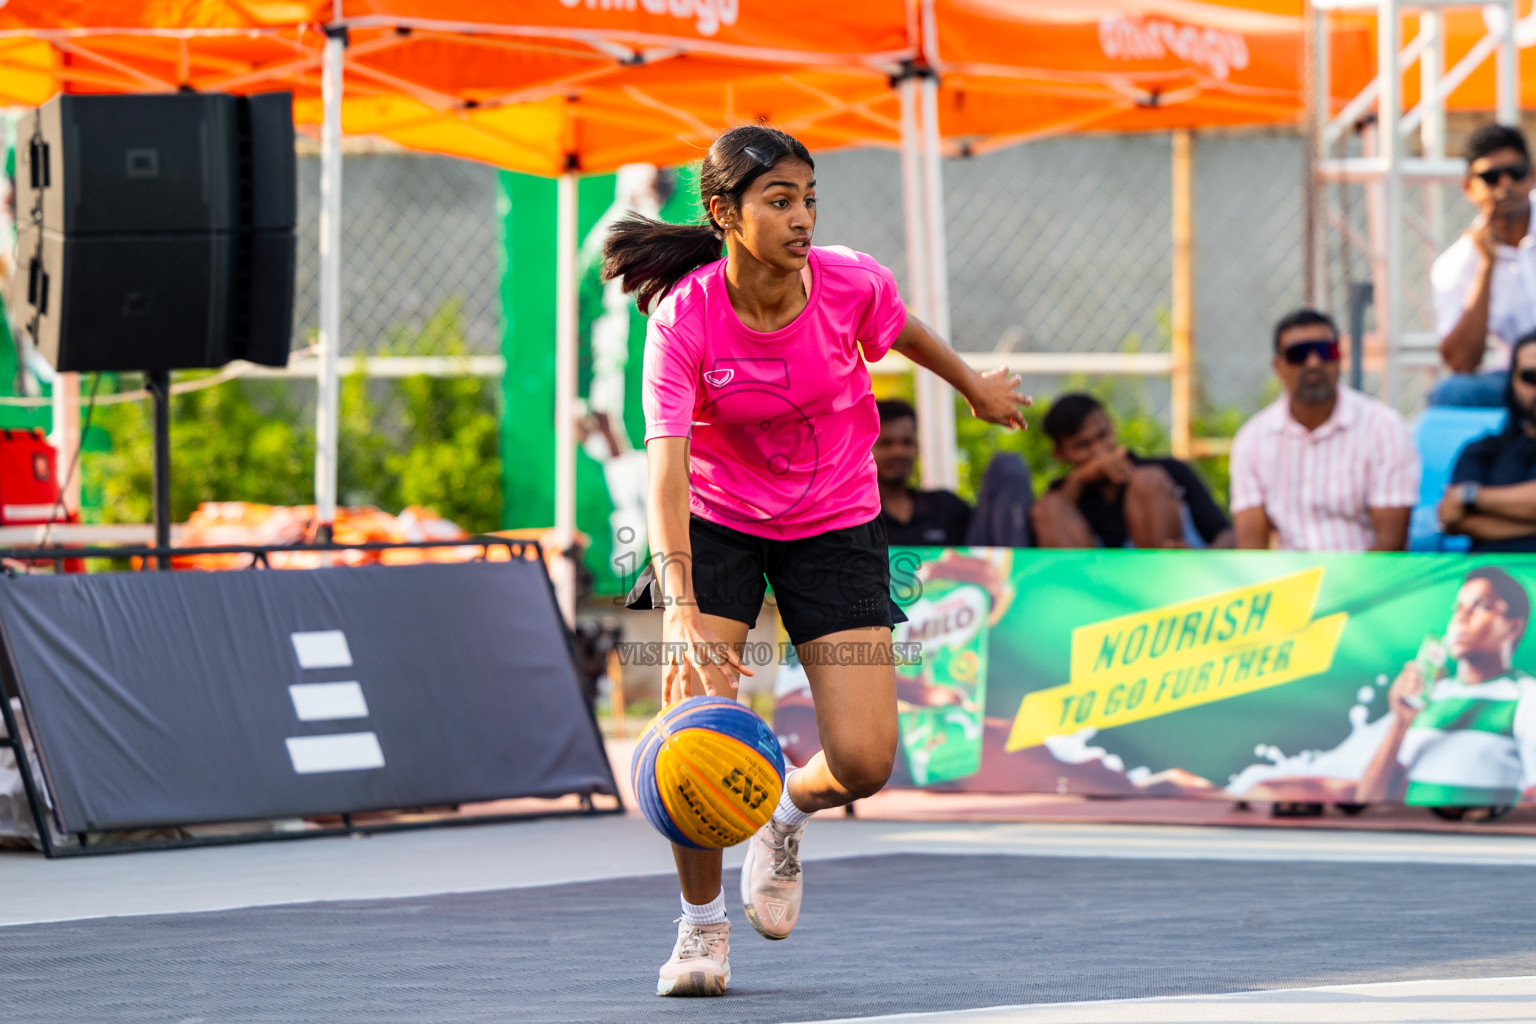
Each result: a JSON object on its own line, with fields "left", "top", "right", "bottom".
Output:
{"left": 968, "top": 367, "right": 1031, "bottom": 430}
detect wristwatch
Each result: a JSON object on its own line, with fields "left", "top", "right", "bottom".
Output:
{"left": 1461, "top": 481, "right": 1481, "bottom": 510}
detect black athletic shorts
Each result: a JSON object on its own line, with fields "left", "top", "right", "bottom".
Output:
{"left": 625, "top": 514, "right": 908, "bottom": 646}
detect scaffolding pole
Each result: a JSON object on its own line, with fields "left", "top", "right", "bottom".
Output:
{"left": 1311, "top": 0, "right": 1519, "bottom": 402}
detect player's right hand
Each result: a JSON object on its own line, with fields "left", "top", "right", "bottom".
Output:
{"left": 660, "top": 611, "right": 753, "bottom": 705}
{"left": 1387, "top": 661, "right": 1426, "bottom": 723}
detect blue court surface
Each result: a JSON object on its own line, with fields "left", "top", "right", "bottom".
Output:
{"left": 2, "top": 815, "right": 1534, "bottom": 1023}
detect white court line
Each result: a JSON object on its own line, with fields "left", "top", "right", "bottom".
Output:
{"left": 868, "top": 822, "right": 1536, "bottom": 867}
{"left": 785, "top": 975, "right": 1536, "bottom": 1023}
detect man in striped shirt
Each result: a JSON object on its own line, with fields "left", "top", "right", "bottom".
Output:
{"left": 1357, "top": 567, "right": 1536, "bottom": 807}
{"left": 1229, "top": 309, "right": 1420, "bottom": 551}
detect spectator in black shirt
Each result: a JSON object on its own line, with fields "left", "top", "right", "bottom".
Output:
{"left": 1033, "top": 393, "right": 1233, "bottom": 549}
{"left": 1440, "top": 329, "right": 1536, "bottom": 551}
{"left": 874, "top": 399, "right": 972, "bottom": 546}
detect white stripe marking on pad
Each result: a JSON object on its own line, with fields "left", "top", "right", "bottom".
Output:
{"left": 286, "top": 732, "right": 385, "bottom": 773}
{"left": 291, "top": 630, "right": 352, "bottom": 669}
{"left": 289, "top": 682, "right": 369, "bottom": 722}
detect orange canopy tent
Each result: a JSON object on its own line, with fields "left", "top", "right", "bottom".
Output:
{"left": 0, "top": 0, "right": 918, "bottom": 175}
{"left": 922, "top": 0, "right": 1307, "bottom": 151}
{"left": 923, "top": 0, "right": 1533, "bottom": 151}
{"left": 10, "top": 3, "right": 1536, "bottom": 177}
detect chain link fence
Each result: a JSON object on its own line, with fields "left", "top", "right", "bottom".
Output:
{"left": 813, "top": 129, "right": 1312, "bottom": 429}
{"left": 292, "top": 153, "right": 504, "bottom": 359}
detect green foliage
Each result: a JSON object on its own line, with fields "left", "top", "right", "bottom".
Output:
{"left": 387, "top": 371, "right": 502, "bottom": 531}
{"left": 86, "top": 377, "right": 313, "bottom": 524}
{"left": 83, "top": 302, "right": 503, "bottom": 533}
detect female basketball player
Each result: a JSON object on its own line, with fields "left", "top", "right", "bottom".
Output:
{"left": 603, "top": 125, "right": 1028, "bottom": 997}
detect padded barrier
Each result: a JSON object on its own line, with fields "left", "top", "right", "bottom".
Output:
{"left": 0, "top": 558, "right": 615, "bottom": 834}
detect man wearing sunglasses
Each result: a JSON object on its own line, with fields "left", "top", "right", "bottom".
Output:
{"left": 1430, "top": 123, "right": 1536, "bottom": 407}
{"left": 1440, "top": 331, "right": 1536, "bottom": 551}
{"left": 1230, "top": 309, "right": 1419, "bottom": 551}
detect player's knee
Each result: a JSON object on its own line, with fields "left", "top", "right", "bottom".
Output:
{"left": 832, "top": 751, "right": 893, "bottom": 800}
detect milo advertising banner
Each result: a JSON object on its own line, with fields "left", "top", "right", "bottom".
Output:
{"left": 773, "top": 549, "right": 1536, "bottom": 808}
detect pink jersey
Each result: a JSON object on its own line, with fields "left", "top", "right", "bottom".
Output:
{"left": 642, "top": 245, "right": 907, "bottom": 540}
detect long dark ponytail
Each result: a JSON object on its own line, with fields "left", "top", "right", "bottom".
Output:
{"left": 601, "top": 124, "right": 814, "bottom": 313}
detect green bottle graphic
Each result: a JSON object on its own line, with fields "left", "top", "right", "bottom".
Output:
{"left": 893, "top": 575, "right": 991, "bottom": 785}
{"left": 1406, "top": 634, "right": 1447, "bottom": 711}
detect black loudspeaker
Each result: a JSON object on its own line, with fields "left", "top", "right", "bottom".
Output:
{"left": 8, "top": 92, "right": 296, "bottom": 372}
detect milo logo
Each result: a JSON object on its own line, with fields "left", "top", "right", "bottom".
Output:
{"left": 896, "top": 586, "right": 988, "bottom": 651}
{"left": 557, "top": 0, "right": 741, "bottom": 37}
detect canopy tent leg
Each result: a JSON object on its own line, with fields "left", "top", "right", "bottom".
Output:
{"left": 902, "top": 72, "right": 958, "bottom": 492}
{"left": 314, "top": 28, "right": 345, "bottom": 541}
{"left": 1170, "top": 130, "right": 1194, "bottom": 460}
{"left": 898, "top": 76, "right": 931, "bottom": 326}
{"left": 919, "top": 74, "right": 958, "bottom": 492}
{"left": 552, "top": 171, "right": 578, "bottom": 627}
{"left": 898, "top": 74, "right": 941, "bottom": 491}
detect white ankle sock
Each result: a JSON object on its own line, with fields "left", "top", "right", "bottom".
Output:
{"left": 680, "top": 890, "right": 727, "bottom": 926}
{"left": 771, "top": 768, "right": 811, "bottom": 828}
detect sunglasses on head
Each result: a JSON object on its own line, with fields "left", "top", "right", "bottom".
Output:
{"left": 1474, "top": 162, "right": 1531, "bottom": 187}
{"left": 1281, "top": 339, "right": 1341, "bottom": 365}
{"left": 1518, "top": 368, "right": 1536, "bottom": 386}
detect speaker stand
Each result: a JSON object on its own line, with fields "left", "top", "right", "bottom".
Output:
{"left": 146, "top": 370, "right": 172, "bottom": 571}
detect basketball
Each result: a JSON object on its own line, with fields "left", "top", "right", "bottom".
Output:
{"left": 631, "top": 696, "right": 787, "bottom": 849}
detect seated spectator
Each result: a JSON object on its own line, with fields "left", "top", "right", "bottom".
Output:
{"left": 1440, "top": 330, "right": 1536, "bottom": 550}
{"left": 1429, "top": 123, "right": 1536, "bottom": 407}
{"left": 965, "top": 451, "right": 1035, "bottom": 547}
{"left": 874, "top": 399, "right": 972, "bottom": 545}
{"left": 1032, "top": 393, "right": 1232, "bottom": 549}
{"left": 1230, "top": 309, "right": 1420, "bottom": 551}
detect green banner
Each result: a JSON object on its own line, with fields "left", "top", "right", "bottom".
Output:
{"left": 774, "top": 549, "right": 1536, "bottom": 808}
{"left": 498, "top": 166, "right": 700, "bottom": 594}
{"left": 1, "top": 113, "right": 50, "bottom": 435}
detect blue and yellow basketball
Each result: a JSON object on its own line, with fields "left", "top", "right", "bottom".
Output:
{"left": 631, "top": 696, "right": 786, "bottom": 849}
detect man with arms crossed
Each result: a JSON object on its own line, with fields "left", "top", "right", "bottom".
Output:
{"left": 1439, "top": 332, "right": 1536, "bottom": 551}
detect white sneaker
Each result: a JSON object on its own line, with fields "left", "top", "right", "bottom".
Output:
{"left": 740, "top": 819, "right": 804, "bottom": 940}
{"left": 656, "top": 918, "right": 731, "bottom": 997}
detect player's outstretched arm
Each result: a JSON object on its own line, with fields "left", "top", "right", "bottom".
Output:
{"left": 890, "top": 313, "right": 1030, "bottom": 430}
